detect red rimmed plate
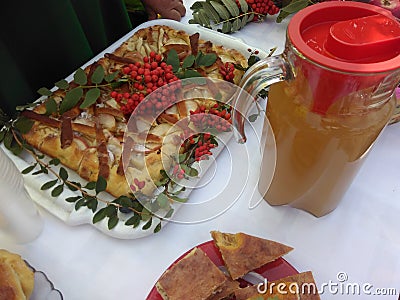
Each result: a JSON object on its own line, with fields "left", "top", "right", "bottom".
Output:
{"left": 146, "top": 240, "right": 298, "bottom": 299}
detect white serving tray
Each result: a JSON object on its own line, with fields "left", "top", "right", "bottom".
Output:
{"left": 3, "top": 20, "right": 267, "bottom": 239}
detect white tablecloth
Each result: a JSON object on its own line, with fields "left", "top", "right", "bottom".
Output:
{"left": 2, "top": 2, "right": 400, "bottom": 299}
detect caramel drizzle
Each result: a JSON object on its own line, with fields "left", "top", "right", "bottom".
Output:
{"left": 189, "top": 33, "right": 200, "bottom": 56}
{"left": 95, "top": 119, "right": 110, "bottom": 180}
{"left": 60, "top": 116, "right": 73, "bottom": 149}
{"left": 22, "top": 110, "right": 96, "bottom": 137}
{"left": 21, "top": 110, "right": 59, "bottom": 127}
{"left": 104, "top": 53, "right": 138, "bottom": 65}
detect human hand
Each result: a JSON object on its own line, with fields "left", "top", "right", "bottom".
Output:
{"left": 142, "top": 0, "right": 186, "bottom": 21}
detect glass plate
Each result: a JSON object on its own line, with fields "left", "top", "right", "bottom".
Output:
{"left": 146, "top": 240, "right": 298, "bottom": 299}
{"left": 25, "top": 261, "right": 64, "bottom": 300}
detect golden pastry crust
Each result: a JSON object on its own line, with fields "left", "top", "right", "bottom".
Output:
{"left": 211, "top": 231, "right": 294, "bottom": 280}
{"left": 21, "top": 25, "right": 248, "bottom": 199}
{"left": 156, "top": 247, "right": 227, "bottom": 300}
{"left": 0, "top": 249, "right": 34, "bottom": 300}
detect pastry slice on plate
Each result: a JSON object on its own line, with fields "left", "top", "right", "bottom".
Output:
{"left": 211, "top": 231, "right": 294, "bottom": 280}
{"left": 0, "top": 249, "right": 34, "bottom": 300}
{"left": 206, "top": 276, "right": 240, "bottom": 300}
{"left": 156, "top": 247, "right": 227, "bottom": 300}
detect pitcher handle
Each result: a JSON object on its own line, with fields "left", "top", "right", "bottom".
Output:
{"left": 232, "top": 54, "right": 293, "bottom": 143}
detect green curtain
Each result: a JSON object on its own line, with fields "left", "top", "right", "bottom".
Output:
{"left": 0, "top": 0, "right": 146, "bottom": 117}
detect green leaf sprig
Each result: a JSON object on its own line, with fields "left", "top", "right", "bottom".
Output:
{"left": 166, "top": 49, "right": 217, "bottom": 82}
{"left": 190, "top": 0, "right": 258, "bottom": 33}
{"left": 1, "top": 124, "right": 195, "bottom": 233}
{"left": 0, "top": 116, "right": 34, "bottom": 155}
{"left": 276, "top": 0, "right": 310, "bottom": 23}
{"left": 18, "top": 144, "right": 166, "bottom": 232}
{"left": 190, "top": 0, "right": 320, "bottom": 32}
{"left": 38, "top": 66, "right": 122, "bottom": 116}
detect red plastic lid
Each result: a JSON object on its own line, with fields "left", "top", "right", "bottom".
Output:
{"left": 288, "top": 1, "right": 400, "bottom": 73}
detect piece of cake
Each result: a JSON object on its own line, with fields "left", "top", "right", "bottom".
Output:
{"left": 206, "top": 276, "right": 240, "bottom": 300}
{"left": 0, "top": 249, "right": 34, "bottom": 300}
{"left": 211, "top": 231, "right": 293, "bottom": 280}
{"left": 156, "top": 247, "right": 227, "bottom": 300}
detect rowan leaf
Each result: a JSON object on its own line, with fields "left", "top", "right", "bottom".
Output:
{"left": 66, "top": 196, "right": 81, "bottom": 203}
{"left": 21, "top": 164, "right": 36, "bottom": 174}
{"left": 41, "top": 179, "right": 58, "bottom": 190}
{"left": 237, "top": 0, "right": 248, "bottom": 12}
{"left": 182, "top": 55, "right": 195, "bottom": 69}
{"left": 59, "top": 167, "right": 68, "bottom": 181}
{"left": 45, "top": 98, "right": 57, "bottom": 115}
{"left": 13, "top": 116, "right": 34, "bottom": 134}
{"left": 92, "top": 207, "right": 107, "bottom": 223}
{"left": 221, "top": 21, "right": 232, "bottom": 33}
{"left": 202, "top": 1, "right": 220, "bottom": 23}
{"left": 232, "top": 18, "right": 241, "bottom": 32}
{"left": 210, "top": 1, "right": 230, "bottom": 19}
{"left": 142, "top": 218, "right": 152, "bottom": 230}
{"left": 197, "top": 53, "right": 217, "bottom": 67}
{"left": 37, "top": 87, "right": 52, "bottom": 96}
{"left": 108, "top": 215, "right": 119, "bottom": 229}
{"left": 51, "top": 184, "right": 64, "bottom": 197}
{"left": 125, "top": 214, "right": 141, "bottom": 227}
{"left": 91, "top": 65, "right": 105, "bottom": 84}
{"left": 166, "top": 49, "right": 180, "bottom": 73}
{"left": 80, "top": 88, "right": 100, "bottom": 109}
{"left": 190, "top": 1, "right": 203, "bottom": 10}
{"left": 73, "top": 68, "right": 87, "bottom": 85}
{"left": 198, "top": 10, "right": 211, "bottom": 27}
{"left": 95, "top": 176, "right": 107, "bottom": 194}
{"left": 221, "top": 0, "right": 239, "bottom": 17}
{"left": 153, "top": 222, "right": 162, "bottom": 233}
{"left": 55, "top": 79, "right": 69, "bottom": 90}
{"left": 104, "top": 71, "right": 119, "bottom": 83}
{"left": 59, "top": 87, "right": 83, "bottom": 114}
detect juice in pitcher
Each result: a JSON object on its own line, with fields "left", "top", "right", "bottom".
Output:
{"left": 262, "top": 75, "right": 396, "bottom": 216}
{"left": 233, "top": 2, "right": 400, "bottom": 216}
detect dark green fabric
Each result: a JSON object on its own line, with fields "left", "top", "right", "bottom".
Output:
{"left": 0, "top": 0, "right": 146, "bottom": 117}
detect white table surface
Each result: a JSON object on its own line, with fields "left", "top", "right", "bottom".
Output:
{"left": 2, "top": 1, "right": 400, "bottom": 299}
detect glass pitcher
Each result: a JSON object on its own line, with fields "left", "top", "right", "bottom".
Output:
{"left": 233, "top": 1, "right": 400, "bottom": 217}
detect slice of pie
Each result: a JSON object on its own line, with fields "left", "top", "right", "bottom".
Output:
{"left": 156, "top": 247, "right": 227, "bottom": 300}
{"left": 234, "top": 285, "right": 259, "bottom": 300}
{"left": 0, "top": 249, "right": 34, "bottom": 300}
{"left": 211, "top": 231, "right": 294, "bottom": 280}
{"left": 206, "top": 276, "right": 240, "bottom": 300}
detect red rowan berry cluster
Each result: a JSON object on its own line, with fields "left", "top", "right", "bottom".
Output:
{"left": 193, "top": 133, "right": 216, "bottom": 161}
{"left": 247, "top": 0, "right": 280, "bottom": 21}
{"left": 189, "top": 103, "right": 232, "bottom": 133}
{"left": 110, "top": 51, "right": 180, "bottom": 116}
{"left": 219, "top": 62, "right": 235, "bottom": 82}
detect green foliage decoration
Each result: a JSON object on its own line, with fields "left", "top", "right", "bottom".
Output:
{"left": 190, "top": 0, "right": 257, "bottom": 33}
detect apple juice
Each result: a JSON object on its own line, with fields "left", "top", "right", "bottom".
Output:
{"left": 261, "top": 78, "right": 396, "bottom": 217}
